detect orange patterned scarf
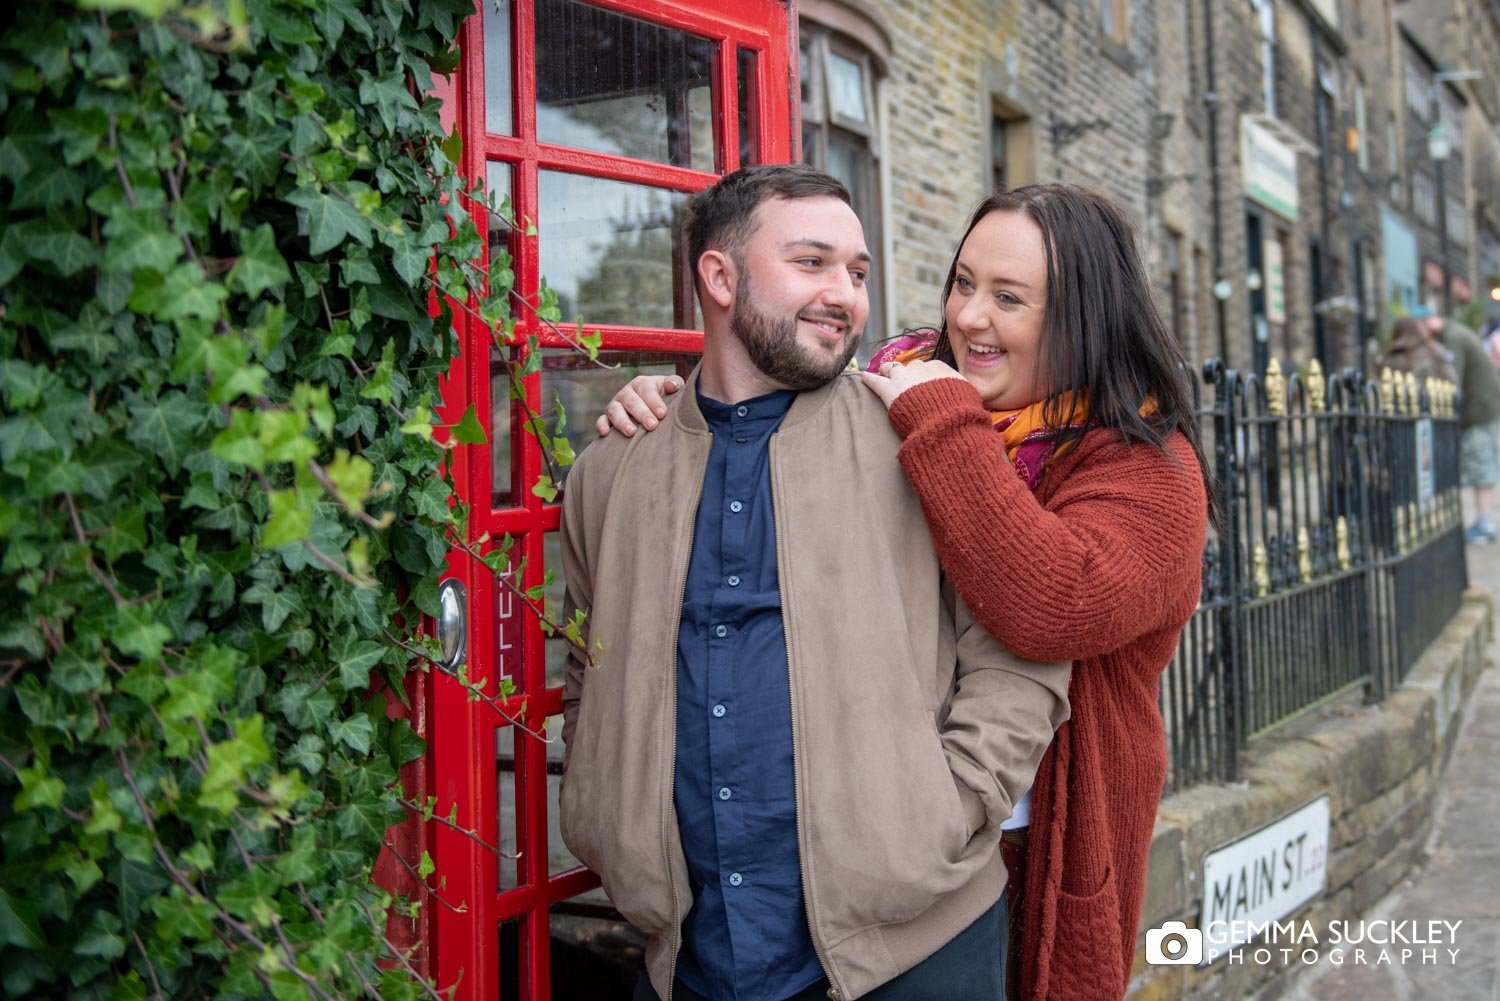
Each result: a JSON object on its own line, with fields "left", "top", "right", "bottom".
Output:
{"left": 890, "top": 344, "right": 1091, "bottom": 464}
{"left": 885, "top": 342, "right": 1156, "bottom": 488}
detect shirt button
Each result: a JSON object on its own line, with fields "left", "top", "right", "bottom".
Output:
{"left": 712, "top": 704, "right": 726, "bottom": 718}
{"left": 735, "top": 436, "right": 747, "bottom": 444}
{"left": 735, "top": 405, "right": 749, "bottom": 418}
{"left": 718, "top": 787, "right": 732, "bottom": 800}
{"left": 728, "top": 500, "right": 743, "bottom": 513}
{"left": 714, "top": 624, "right": 728, "bottom": 638}
{"left": 728, "top": 872, "right": 743, "bottom": 886}
{"left": 727, "top": 575, "right": 741, "bottom": 587}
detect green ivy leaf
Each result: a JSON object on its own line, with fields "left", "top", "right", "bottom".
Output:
{"left": 126, "top": 392, "right": 210, "bottom": 474}
{"left": 327, "top": 713, "right": 374, "bottom": 754}
{"left": 336, "top": 637, "right": 384, "bottom": 691}
{"left": 13, "top": 763, "right": 65, "bottom": 812}
{"left": 200, "top": 716, "right": 271, "bottom": 814}
{"left": 27, "top": 223, "right": 99, "bottom": 276}
{"left": 228, "top": 223, "right": 292, "bottom": 298}
{"left": 388, "top": 718, "right": 426, "bottom": 768}
{"left": 262, "top": 490, "right": 313, "bottom": 549}
{"left": 449, "top": 403, "right": 486, "bottom": 445}
{"left": 285, "top": 187, "right": 374, "bottom": 256}
{"left": 324, "top": 449, "right": 375, "bottom": 513}
{"left": 76, "top": 0, "right": 180, "bottom": 16}
{"left": 0, "top": 890, "right": 46, "bottom": 949}
{"left": 102, "top": 209, "right": 183, "bottom": 275}
{"left": 157, "top": 263, "right": 229, "bottom": 321}
{"left": 360, "top": 339, "right": 396, "bottom": 404}
{"left": 389, "top": 232, "right": 428, "bottom": 285}
{"left": 112, "top": 604, "right": 173, "bottom": 661}
{"left": 531, "top": 475, "right": 558, "bottom": 503}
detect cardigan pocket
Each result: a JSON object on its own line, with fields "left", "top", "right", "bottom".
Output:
{"left": 1048, "top": 866, "right": 1128, "bottom": 999}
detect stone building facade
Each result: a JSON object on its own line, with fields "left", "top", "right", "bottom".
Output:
{"left": 1396, "top": 0, "right": 1500, "bottom": 321}
{"left": 797, "top": 0, "right": 1162, "bottom": 349}
{"left": 804, "top": 0, "right": 1499, "bottom": 375}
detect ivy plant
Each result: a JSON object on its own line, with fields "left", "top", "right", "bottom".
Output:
{"left": 0, "top": 1, "right": 584, "bottom": 997}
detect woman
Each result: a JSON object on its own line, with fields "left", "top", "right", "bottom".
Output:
{"left": 596, "top": 185, "right": 1210, "bottom": 1001}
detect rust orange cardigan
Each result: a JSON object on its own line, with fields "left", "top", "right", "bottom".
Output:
{"left": 887, "top": 377, "right": 1207, "bottom": 1001}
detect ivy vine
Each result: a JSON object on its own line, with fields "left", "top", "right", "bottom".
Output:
{"left": 0, "top": 1, "right": 587, "bottom": 996}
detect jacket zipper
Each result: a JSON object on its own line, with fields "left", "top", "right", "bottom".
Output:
{"left": 662, "top": 438, "right": 708, "bottom": 1001}
{"left": 771, "top": 435, "right": 843, "bottom": 1001}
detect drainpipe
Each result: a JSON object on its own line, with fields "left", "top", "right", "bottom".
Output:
{"left": 1314, "top": 39, "right": 1334, "bottom": 368}
{"left": 1203, "top": 0, "right": 1228, "bottom": 363}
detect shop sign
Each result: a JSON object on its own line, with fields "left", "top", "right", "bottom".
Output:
{"left": 1264, "top": 237, "right": 1286, "bottom": 324}
{"left": 1243, "top": 119, "right": 1299, "bottom": 221}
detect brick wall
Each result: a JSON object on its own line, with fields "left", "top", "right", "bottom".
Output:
{"left": 835, "top": 0, "right": 1494, "bottom": 368}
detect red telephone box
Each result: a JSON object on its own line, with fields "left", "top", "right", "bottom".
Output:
{"left": 426, "top": 3, "right": 794, "bottom": 997}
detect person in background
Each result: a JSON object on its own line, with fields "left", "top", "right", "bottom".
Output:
{"left": 1379, "top": 315, "right": 1457, "bottom": 385}
{"left": 598, "top": 184, "right": 1211, "bottom": 1001}
{"left": 1413, "top": 305, "right": 1500, "bottom": 543}
{"left": 1480, "top": 315, "right": 1500, "bottom": 373}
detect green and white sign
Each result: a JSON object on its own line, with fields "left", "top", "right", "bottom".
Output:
{"left": 1243, "top": 118, "right": 1299, "bottom": 221}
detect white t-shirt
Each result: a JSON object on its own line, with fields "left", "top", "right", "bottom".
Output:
{"left": 1001, "top": 790, "right": 1031, "bottom": 830}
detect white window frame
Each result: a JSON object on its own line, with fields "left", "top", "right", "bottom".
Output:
{"left": 1255, "top": 0, "right": 1278, "bottom": 117}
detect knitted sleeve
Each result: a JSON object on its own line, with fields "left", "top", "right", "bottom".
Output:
{"left": 886, "top": 377, "right": 1207, "bottom": 663}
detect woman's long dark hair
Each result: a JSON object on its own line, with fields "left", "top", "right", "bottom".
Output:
{"left": 928, "top": 184, "right": 1219, "bottom": 527}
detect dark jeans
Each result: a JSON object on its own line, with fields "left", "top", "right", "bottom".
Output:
{"left": 634, "top": 894, "right": 1008, "bottom": 1001}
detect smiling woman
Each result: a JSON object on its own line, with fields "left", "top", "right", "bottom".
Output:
{"left": 857, "top": 184, "right": 1213, "bottom": 1001}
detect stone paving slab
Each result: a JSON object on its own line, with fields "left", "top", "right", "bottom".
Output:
{"left": 1273, "top": 537, "right": 1500, "bottom": 1001}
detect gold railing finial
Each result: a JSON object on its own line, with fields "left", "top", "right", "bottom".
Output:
{"left": 1381, "top": 367, "right": 1396, "bottom": 414}
{"left": 1404, "top": 371, "right": 1419, "bottom": 416}
{"left": 1297, "top": 527, "right": 1312, "bottom": 583}
{"left": 1307, "top": 358, "right": 1326, "bottom": 413}
{"left": 1253, "top": 543, "right": 1270, "bottom": 598}
{"left": 1336, "top": 516, "right": 1351, "bottom": 571}
{"left": 1265, "top": 358, "right": 1287, "bottom": 416}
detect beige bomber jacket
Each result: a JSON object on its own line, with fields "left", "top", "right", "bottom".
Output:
{"left": 558, "top": 369, "right": 1071, "bottom": 1001}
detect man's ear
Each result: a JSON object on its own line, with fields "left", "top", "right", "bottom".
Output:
{"left": 698, "top": 250, "right": 736, "bottom": 311}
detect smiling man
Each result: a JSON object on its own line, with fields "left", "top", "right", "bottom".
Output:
{"left": 556, "top": 164, "right": 1071, "bottom": 1001}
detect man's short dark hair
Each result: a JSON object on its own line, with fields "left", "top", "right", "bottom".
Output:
{"left": 684, "top": 164, "right": 852, "bottom": 285}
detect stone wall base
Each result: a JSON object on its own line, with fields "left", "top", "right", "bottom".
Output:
{"left": 1128, "top": 590, "right": 1493, "bottom": 1001}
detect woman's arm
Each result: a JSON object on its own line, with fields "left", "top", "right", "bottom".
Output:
{"left": 593, "top": 374, "right": 684, "bottom": 437}
{"left": 886, "top": 378, "right": 1207, "bottom": 664}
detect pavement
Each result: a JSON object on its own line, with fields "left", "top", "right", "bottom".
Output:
{"left": 1274, "top": 535, "right": 1500, "bottom": 1001}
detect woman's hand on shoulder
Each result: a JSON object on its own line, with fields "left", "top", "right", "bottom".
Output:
{"left": 859, "top": 358, "right": 966, "bottom": 411}
{"left": 595, "top": 374, "right": 685, "bottom": 437}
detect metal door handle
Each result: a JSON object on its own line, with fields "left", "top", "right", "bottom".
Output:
{"left": 437, "top": 578, "right": 467, "bottom": 670}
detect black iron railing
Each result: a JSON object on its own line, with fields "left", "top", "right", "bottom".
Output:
{"left": 1162, "top": 359, "right": 1467, "bottom": 793}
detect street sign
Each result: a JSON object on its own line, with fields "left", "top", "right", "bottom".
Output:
{"left": 1200, "top": 796, "right": 1331, "bottom": 964}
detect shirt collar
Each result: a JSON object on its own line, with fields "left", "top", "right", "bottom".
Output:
{"left": 696, "top": 386, "right": 797, "bottom": 428}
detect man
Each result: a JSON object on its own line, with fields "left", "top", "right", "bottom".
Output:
{"left": 557, "top": 164, "right": 1070, "bottom": 1001}
{"left": 1415, "top": 306, "right": 1500, "bottom": 542}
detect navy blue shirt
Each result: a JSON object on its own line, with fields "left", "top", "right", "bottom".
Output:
{"left": 673, "top": 388, "right": 824, "bottom": 1001}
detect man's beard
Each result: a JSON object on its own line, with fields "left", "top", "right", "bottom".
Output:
{"left": 730, "top": 274, "right": 861, "bottom": 391}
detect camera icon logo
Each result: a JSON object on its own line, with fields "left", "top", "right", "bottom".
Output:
{"left": 1146, "top": 921, "right": 1204, "bottom": 965}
